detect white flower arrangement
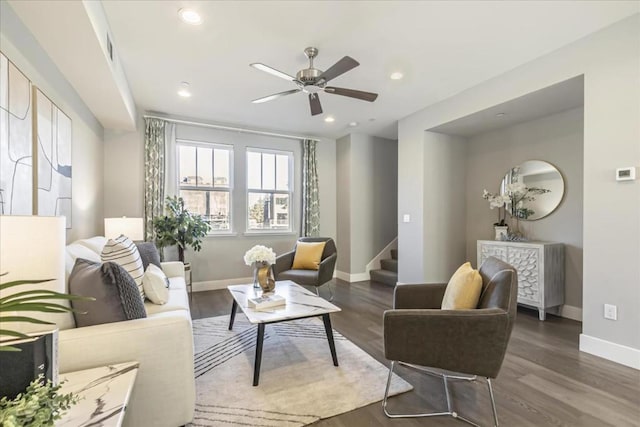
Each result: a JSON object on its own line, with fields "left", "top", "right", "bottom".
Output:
{"left": 244, "top": 245, "right": 276, "bottom": 266}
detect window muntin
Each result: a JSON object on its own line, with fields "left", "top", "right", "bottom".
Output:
{"left": 178, "top": 141, "right": 233, "bottom": 232}
{"left": 247, "top": 148, "right": 292, "bottom": 231}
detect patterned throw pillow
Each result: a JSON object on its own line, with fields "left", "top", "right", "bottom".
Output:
{"left": 101, "top": 235, "right": 145, "bottom": 299}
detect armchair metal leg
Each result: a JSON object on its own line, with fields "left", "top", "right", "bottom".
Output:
{"left": 382, "top": 361, "right": 499, "bottom": 427}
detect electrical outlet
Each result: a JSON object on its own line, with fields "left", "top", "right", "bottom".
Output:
{"left": 604, "top": 304, "right": 617, "bottom": 320}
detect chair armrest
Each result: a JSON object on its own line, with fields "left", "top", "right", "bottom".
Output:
{"left": 383, "top": 308, "right": 510, "bottom": 378}
{"left": 394, "top": 283, "right": 447, "bottom": 309}
{"left": 317, "top": 253, "right": 337, "bottom": 285}
{"left": 161, "top": 261, "right": 185, "bottom": 278}
{"left": 58, "top": 312, "right": 195, "bottom": 426}
{"left": 274, "top": 250, "right": 295, "bottom": 278}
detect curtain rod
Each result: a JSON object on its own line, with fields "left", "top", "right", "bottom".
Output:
{"left": 143, "top": 114, "right": 319, "bottom": 142}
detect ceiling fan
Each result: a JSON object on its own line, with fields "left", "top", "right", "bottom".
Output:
{"left": 250, "top": 47, "right": 378, "bottom": 116}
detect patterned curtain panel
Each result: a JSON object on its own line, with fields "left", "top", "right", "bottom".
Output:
{"left": 144, "top": 118, "right": 166, "bottom": 241}
{"left": 301, "top": 139, "right": 320, "bottom": 237}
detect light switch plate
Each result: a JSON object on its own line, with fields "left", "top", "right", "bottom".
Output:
{"left": 604, "top": 304, "right": 617, "bottom": 320}
{"left": 402, "top": 214, "right": 411, "bottom": 223}
{"left": 616, "top": 167, "right": 636, "bottom": 181}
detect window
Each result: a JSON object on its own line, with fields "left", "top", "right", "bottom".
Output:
{"left": 247, "top": 148, "right": 293, "bottom": 231}
{"left": 178, "top": 141, "right": 233, "bottom": 232}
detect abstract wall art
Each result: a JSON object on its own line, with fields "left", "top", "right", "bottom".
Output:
{"left": 0, "top": 52, "right": 33, "bottom": 215}
{"left": 35, "top": 88, "right": 72, "bottom": 228}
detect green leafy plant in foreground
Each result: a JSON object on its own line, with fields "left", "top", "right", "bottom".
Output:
{"left": 0, "top": 274, "right": 94, "bottom": 351}
{"left": 0, "top": 375, "right": 78, "bottom": 427}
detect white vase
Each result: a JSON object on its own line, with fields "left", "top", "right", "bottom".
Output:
{"left": 494, "top": 225, "right": 509, "bottom": 240}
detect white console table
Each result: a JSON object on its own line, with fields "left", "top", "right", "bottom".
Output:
{"left": 477, "top": 240, "right": 564, "bottom": 320}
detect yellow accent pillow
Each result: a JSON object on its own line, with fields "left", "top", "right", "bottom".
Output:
{"left": 441, "top": 262, "right": 483, "bottom": 310}
{"left": 292, "top": 241, "right": 327, "bottom": 270}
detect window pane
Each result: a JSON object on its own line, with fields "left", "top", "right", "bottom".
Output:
{"left": 214, "top": 149, "right": 230, "bottom": 188}
{"left": 208, "top": 191, "right": 230, "bottom": 230}
{"left": 179, "top": 146, "right": 196, "bottom": 186}
{"left": 262, "top": 153, "right": 275, "bottom": 190}
{"left": 276, "top": 154, "right": 289, "bottom": 191}
{"left": 197, "top": 147, "right": 213, "bottom": 186}
{"left": 180, "top": 189, "right": 230, "bottom": 232}
{"left": 247, "top": 151, "right": 261, "bottom": 189}
{"left": 248, "top": 192, "right": 289, "bottom": 230}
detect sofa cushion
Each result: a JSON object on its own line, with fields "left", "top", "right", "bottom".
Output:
{"left": 143, "top": 264, "right": 169, "bottom": 305}
{"left": 145, "top": 288, "right": 190, "bottom": 315}
{"left": 69, "top": 258, "right": 147, "bottom": 327}
{"left": 135, "top": 242, "right": 162, "bottom": 271}
{"left": 101, "top": 235, "right": 145, "bottom": 299}
{"left": 441, "top": 262, "right": 482, "bottom": 310}
{"left": 75, "top": 236, "right": 108, "bottom": 255}
{"left": 292, "top": 241, "right": 326, "bottom": 270}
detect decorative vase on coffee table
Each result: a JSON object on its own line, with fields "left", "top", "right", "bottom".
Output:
{"left": 253, "top": 261, "right": 276, "bottom": 292}
{"left": 494, "top": 225, "right": 509, "bottom": 240}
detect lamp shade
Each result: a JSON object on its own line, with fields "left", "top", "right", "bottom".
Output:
{"left": 104, "top": 217, "right": 144, "bottom": 241}
{"left": 0, "top": 215, "right": 67, "bottom": 333}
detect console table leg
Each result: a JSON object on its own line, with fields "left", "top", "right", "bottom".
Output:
{"left": 253, "top": 324, "right": 265, "bottom": 386}
{"left": 538, "top": 309, "right": 546, "bottom": 321}
{"left": 322, "top": 314, "right": 339, "bottom": 366}
{"left": 228, "top": 300, "right": 237, "bottom": 330}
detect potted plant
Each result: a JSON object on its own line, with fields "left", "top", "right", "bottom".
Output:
{"left": 0, "top": 275, "right": 93, "bottom": 425}
{"left": 153, "top": 196, "right": 211, "bottom": 263}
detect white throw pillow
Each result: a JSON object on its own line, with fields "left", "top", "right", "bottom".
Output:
{"left": 101, "top": 235, "right": 145, "bottom": 299}
{"left": 143, "top": 264, "right": 169, "bottom": 305}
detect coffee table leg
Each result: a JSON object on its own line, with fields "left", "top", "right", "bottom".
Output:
{"left": 228, "top": 300, "right": 237, "bottom": 330}
{"left": 322, "top": 314, "right": 339, "bottom": 366}
{"left": 253, "top": 324, "right": 265, "bottom": 386}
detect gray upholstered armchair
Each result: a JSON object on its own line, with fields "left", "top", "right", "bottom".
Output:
{"left": 273, "top": 237, "right": 337, "bottom": 300}
{"left": 382, "top": 256, "right": 517, "bottom": 426}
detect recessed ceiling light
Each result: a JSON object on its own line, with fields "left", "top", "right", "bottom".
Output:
{"left": 496, "top": 112, "right": 506, "bottom": 117}
{"left": 348, "top": 121, "right": 358, "bottom": 127}
{"left": 178, "top": 8, "right": 202, "bottom": 25}
{"left": 324, "top": 116, "right": 335, "bottom": 123}
{"left": 390, "top": 72, "right": 404, "bottom": 80}
{"left": 178, "top": 82, "right": 192, "bottom": 98}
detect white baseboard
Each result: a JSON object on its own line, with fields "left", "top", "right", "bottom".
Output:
{"left": 193, "top": 276, "right": 253, "bottom": 292}
{"left": 548, "top": 304, "right": 582, "bottom": 321}
{"left": 335, "top": 270, "right": 369, "bottom": 283}
{"left": 579, "top": 334, "right": 640, "bottom": 370}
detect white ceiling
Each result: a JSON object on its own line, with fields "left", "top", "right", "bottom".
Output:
{"left": 11, "top": 1, "right": 640, "bottom": 139}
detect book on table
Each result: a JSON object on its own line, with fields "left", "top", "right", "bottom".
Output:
{"left": 247, "top": 294, "right": 286, "bottom": 310}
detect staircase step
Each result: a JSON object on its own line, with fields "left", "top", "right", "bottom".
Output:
{"left": 370, "top": 269, "right": 398, "bottom": 287}
{"left": 390, "top": 249, "right": 398, "bottom": 260}
{"left": 380, "top": 258, "right": 398, "bottom": 273}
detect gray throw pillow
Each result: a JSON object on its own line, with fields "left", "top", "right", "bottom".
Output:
{"left": 69, "top": 258, "right": 147, "bottom": 328}
{"left": 135, "top": 242, "right": 162, "bottom": 271}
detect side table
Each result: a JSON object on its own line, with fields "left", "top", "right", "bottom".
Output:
{"left": 57, "top": 361, "right": 139, "bottom": 426}
{"left": 184, "top": 262, "right": 193, "bottom": 300}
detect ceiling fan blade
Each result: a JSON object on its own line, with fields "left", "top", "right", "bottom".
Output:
{"left": 309, "top": 93, "right": 323, "bottom": 116}
{"left": 318, "top": 56, "right": 359, "bottom": 83}
{"left": 250, "top": 63, "right": 296, "bottom": 81}
{"left": 324, "top": 86, "right": 378, "bottom": 102}
{"left": 252, "top": 89, "right": 301, "bottom": 104}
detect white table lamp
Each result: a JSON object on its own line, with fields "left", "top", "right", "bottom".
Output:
{"left": 104, "top": 217, "right": 144, "bottom": 241}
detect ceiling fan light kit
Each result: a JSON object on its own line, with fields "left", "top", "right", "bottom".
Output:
{"left": 250, "top": 47, "right": 378, "bottom": 116}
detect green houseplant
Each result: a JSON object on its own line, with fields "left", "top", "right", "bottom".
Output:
{"left": 153, "top": 196, "right": 211, "bottom": 263}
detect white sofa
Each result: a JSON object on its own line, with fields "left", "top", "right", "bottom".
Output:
{"left": 57, "top": 236, "right": 195, "bottom": 427}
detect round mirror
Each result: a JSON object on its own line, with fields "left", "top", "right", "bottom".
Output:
{"left": 500, "top": 160, "right": 564, "bottom": 221}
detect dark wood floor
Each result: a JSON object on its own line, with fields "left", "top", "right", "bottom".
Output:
{"left": 190, "top": 279, "right": 640, "bottom": 427}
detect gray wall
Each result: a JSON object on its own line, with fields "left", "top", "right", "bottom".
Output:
{"left": 336, "top": 133, "right": 398, "bottom": 275}
{"left": 103, "top": 122, "right": 337, "bottom": 283}
{"left": 398, "top": 15, "right": 640, "bottom": 359}
{"left": 466, "top": 107, "right": 584, "bottom": 310}
{"left": 1, "top": 2, "right": 104, "bottom": 242}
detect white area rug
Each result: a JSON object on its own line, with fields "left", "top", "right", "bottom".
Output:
{"left": 189, "top": 315, "right": 412, "bottom": 426}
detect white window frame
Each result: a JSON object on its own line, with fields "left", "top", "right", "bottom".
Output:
{"left": 245, "top": 147, "right": 294, "bottom": 234}
{"left": 177, "top": 139, "right": 234, "bottom": 235}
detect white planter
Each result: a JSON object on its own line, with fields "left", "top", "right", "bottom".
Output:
{"left": 494, "top": 226, "right": 509, "bottom": 240}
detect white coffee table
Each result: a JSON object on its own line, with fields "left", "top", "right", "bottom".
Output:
{"left": 227, "top": 280, "right": 341, "bottom": 386}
